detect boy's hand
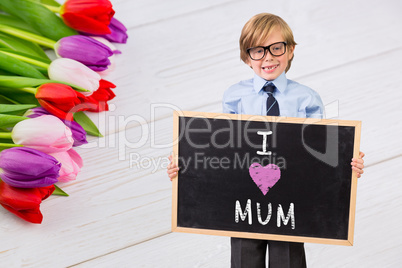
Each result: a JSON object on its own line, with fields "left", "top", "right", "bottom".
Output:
{"left": 351, "top": 151, "right": 365, "bottom": 178}
{"left": 167, "top": 154, "right": 179, "bottom": 181}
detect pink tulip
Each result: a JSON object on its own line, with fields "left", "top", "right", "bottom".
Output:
{"left": 12, "top": 115, "right": 74, "bottom": 153}
{"left": 48, "top": 58, "right": 101, "bottom": 94}
{"left": 50, "top": 149, "right": 83, "bottom": 182}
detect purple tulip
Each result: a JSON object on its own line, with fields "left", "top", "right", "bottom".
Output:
{"left": 102, "top": 17, "right": 128, "bottom": 44}
{"left": 81, "top": 17, "right": 128, "bottom": 44}
{"left": 0, "top": 147, "right": 61, "bottom": 188}
{"left": 26, "top": 108, "right": 88, "bottom": 147}
{"left": 63, "top": 119, "right": 88, "bottom": 147}
{"left": 55, "top": 35, "right": 113, "bottom": 71}
{"left": 25, "top": 107, "right": 53, "bottom": 118}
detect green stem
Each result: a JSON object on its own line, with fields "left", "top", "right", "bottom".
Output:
{"left": 19, "top": 87, "right": 37, "bottom": 94}
{"left": 0, "top": 51, "right": 50, "bottom": 69}
{"left": 42, "top": 4, "right": 62, "bottom": 13}
{"left": 0, "top": 24, "right": 56, "bottom": 49}
{"left": 0, "top": 132, "right": 12, "bottom": 139}
{"left": 0, "top": 143, "right": 23, "bottom": 148}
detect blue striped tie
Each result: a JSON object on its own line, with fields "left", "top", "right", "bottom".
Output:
{"left": 263, "top": 83, "right": 279, "bottom": 116}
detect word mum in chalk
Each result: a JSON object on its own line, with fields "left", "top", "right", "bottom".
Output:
{"left": 235, "top": 199, "right": 295, "bottom": 229}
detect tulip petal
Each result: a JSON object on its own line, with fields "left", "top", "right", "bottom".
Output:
{"left": 26, "top": 108, "right": 88, "bottom": 146}
{"left": 12, "top": 115, "right": 74, "bottom": 153}
{"left": 61, "top": 0, "right": 115, "bottom": 35}
{"left": 56, "top": 35, "right": 112, "bottom": 71}
{"left": 50, "top": 149, "right": 83, "bottom": 182}
{"left": 35, "top": 83, "right": 86, "bottom": 120}
{"left": 105, "top": 17, "right": 128, "bottom": 44}
{"left": 83, "top": 79, "right": 116, "bottom": 112}
{"left": 48, "top": 58, "right": 100, "bottom": 93}
{"left": 63, "top": 13, "right": 111, "bottom": 35}
{"left": 0, "top": 147, "right": 60, "bottom": 188}
{"left": 1, "top": 203, "right": 43, "bottom": 223}
{"left": 0, "top": 181, "right": 55, "bottom": 223}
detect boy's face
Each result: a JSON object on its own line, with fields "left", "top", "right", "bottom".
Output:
{"left": 247, "top": 28, "right": 294, "bottom": 81}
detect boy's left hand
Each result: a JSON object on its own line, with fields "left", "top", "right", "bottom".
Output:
{"left": 351, "top": 151, "right": 365, "bottom": 178}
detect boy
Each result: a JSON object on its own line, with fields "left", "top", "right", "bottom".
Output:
{"left": 168, "top": 13, "right": 364, "bottom": 268}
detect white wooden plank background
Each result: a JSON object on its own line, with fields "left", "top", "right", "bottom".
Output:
{"left": 1, "top": 0, "right": 402, "bottom": 267}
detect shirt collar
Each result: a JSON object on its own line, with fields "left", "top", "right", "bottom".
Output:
{"left": 253, "top": 71, "right": 288, "bottom": 94}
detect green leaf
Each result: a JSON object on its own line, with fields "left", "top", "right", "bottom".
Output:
{"left": 39, "top": 0, "right": 61, "bottom": 8}
{"left": 0, "top": 32, "right": 50, "bottom": 60}
{"left": 52, "top": 184, "right": 69, "bottom": 196}
{"left": 32, "top": 65, "right": 49, "bottom": 77}
{"left": 0, "top": 52, "right": 46, "bottom": 79}
{"left": 0, "top": 69, "right": 15, "bottom": 76}
{"left": 0, "top": 0, "right": 77, "bottom": 41}
{"left": 74, "top": 111, "right": 103, "bottom": 137}
{"left": 0, "top": 88, "right": 39, "bottom": 104}
{"left": 0, "top": 48, "right": 50, "bottom": 69}
{"left": 0, "top": 76, "right": 90, "bottom": 92}
{"left": 0, "top": 137, "right": 13, "bottom": 143}
{"left": 0, "top": 13, "right": 42, "bottom": 35}
{"left": 0, "top": 23, "right": 56, "bottom": 48}
{"left": 0, "top": 104, "right": 36, "bottom": 114}
{"left": 0, "top": 95, "right": 19, "bottom": 104}
{"left": 29, "top": 0, "right": 61, "bottom": 8}
{"left": 0, "top": 114, "right": 27, "bottom": 127}
{"left": 0, "top": 76, "right": 45, "bottom": 88}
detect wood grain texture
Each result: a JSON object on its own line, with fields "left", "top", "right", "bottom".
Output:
{"left": 0, "top": 0, "right": 401, "bottom": 267}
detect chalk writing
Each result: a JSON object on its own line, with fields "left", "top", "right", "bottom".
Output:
{"left": 235, "top": 199, "right": 295, "bottom": 229}
{"left": 257, "top": 131, "right": 273, "bottom": 155}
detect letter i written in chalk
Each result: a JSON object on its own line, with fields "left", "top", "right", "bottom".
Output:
{"left": 257, "top": 131, "right": 272, "bottom": 155}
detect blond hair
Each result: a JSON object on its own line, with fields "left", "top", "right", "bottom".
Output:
{"left": 239, "top": 13, "right": 297, "bottom": 72}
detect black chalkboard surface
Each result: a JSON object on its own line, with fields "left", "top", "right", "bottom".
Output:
{"left": 172, "top": 111, "right": 361, "bottom": 246}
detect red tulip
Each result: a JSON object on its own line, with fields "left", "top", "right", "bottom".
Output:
{"left": 0, "top": 180, "right": 55, "bottom": 224}
{"left": 83, "top": 79, "right": 116, "bottom": 112}
{"left": 36, "top": 83, "right": 87, "bottom": 121}
{"left": 60, "top": 0, "right": 115, "bottom": 35}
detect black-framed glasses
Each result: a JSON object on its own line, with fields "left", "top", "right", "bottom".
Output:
{"left": 247, "top": 42, "right": 287, "bottom": 60}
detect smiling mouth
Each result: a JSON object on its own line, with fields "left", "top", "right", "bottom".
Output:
{"left": 262, "top": 64, "right": 279, "bottom": 71}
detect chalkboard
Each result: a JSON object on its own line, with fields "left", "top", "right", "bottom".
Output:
{"left": 172, "top": 111, "right": 361, "bottom": 246}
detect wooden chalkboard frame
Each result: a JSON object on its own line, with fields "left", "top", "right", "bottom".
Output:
{"left": 172, "top": 111, "right": 361, "bottom": 246}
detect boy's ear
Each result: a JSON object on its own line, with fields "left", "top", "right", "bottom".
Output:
{"left": 288, "top": 45, "right": 295, "bottom": 58}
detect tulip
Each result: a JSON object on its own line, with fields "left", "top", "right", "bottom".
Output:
{"left": 26, "top": 108, "right": 88, "bottom": 147}
{"left": 35, "top": 83, "right": 87, "bottom": 121}
{"left": 0, "top": 147, "right": 60, "bottom": 188}
{"left": 50, "top": 149, "right": 83, "bottom": 182}
{"left": 84, "top": 79, "right": 116, "bottom": 112}
{"left": 55, "top": 35, "right": 113, "bottom": 71}
{"left": 63, "top": 119, "right": 88, "bottom": 147}
{"left": 60, "top": 0, "right": 115, "bottom": 35}
{"left": 84, "top": 17, "right": 128, "bottom": 44}
{"left": 12, "top": 115, "right": 74, "bottom": 153}
{"left": 91, "top": 36, "right": 120, "bottom": 55}
{"left": 0, "top": 180, "right": 55, "bottom": 224}
{"left": 48, "top": 58, "right": 101, "bottom": 94}
{"left": 90, "top": 37, "right": 118, "bottom": 75}
{"left": 104, "top": 17, "right": 128, "bottom": 44}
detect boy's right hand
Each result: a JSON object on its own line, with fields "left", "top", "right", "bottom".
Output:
{"left": 167, "top": 154, "right": 179, "bottom": 181}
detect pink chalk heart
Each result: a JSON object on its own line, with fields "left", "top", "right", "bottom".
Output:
{"left": 249, "top": 163, "right": 281, "bottom": 195}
